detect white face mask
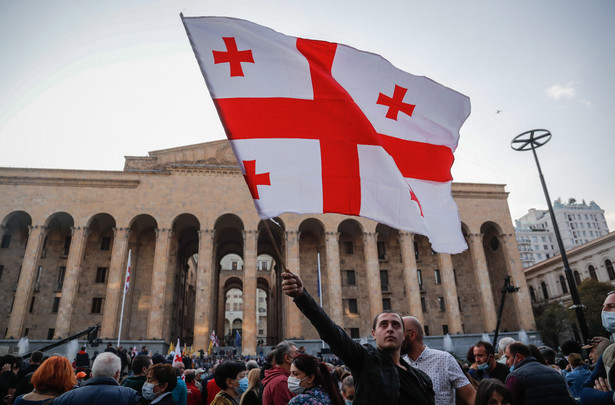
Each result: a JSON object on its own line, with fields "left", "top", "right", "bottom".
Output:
{"left": 287, "top": 375, "right": 308, "bottom": 394}
{"left": 142, "top": 382, "right": 157, "bottom": 400}
{"left": 602, "top": 311, "right": 615, "bottom": 333}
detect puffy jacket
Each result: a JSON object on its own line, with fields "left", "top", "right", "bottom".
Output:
{"left": 262, "top": 366, "right": 294, "bottom": 405}
{"left": 294, "top": 289, "right": 434, "bottom": 405}
{"left": 506, "top": 357, "right": 573, "bottom": 405}
{"left": 54, "top": 376, "right": 140, "bottom": 405}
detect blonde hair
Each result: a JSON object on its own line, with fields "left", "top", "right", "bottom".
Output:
{"left": 239, "top": 368, "right": 261, "bottom": 405}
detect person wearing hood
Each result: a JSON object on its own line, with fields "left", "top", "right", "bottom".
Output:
{"left": 579, "top": 290, "right": 615, "bottom": 404}
{"left": 262, "top": 341, "right": 297, "bottom": 405}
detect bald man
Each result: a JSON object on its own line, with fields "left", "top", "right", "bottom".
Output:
{"left": 402, "top": 316, "right": 475, "bottom": 405}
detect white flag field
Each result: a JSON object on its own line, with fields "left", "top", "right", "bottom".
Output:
{"left": 181, "top": 15, "right": 471, "bottom": 254}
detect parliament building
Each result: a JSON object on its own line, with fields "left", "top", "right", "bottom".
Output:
{"left": 0, "top": 140, "right": 535, "bottom": 355}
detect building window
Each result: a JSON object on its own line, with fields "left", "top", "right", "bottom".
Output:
{"left": 24, "top": 328, "right": 29, "bottom": 337}
{"left": 344, "top": 241, "right": 354, "bottom": 254}
{"left": 0, "top": 234, "right": 10, "bottom": 248}
{"left": 421, "top": 297, "right": 427, "bottom": 312}
{"left": 589, "top": 265, "right": 598, "bottom": 280}
{"left": 29, "top": 296, "right": 36, "bottom": 313}
{"left": 573, "top": 271, "right": 581, "bottom": 285}
{"left": 414, "top": 242, "right": 419, "bottom": 260}
{"left": 530, "top": 286, "right": 536, "bottom": 302}
{"left": 606, "top": 260, "right": 615, "bottom": 281}
{"left": 442, "top": 325, "right": 449, "bottom": 335}
{"left": 424, "top": 325, "right": 429, "bottom": 336}
{"left": 345, "top": 270, "right": 356, "bottom": 286}
{"left": 57, "top": 266, "right": 66, "bottom": 290}
{"left": 377, "top": 241, "right": 386, "bottom": 260}
{"left": 541, "top": 281, "right": 549, "bottom": 299}
{"left": 346, "top": 299, "right": 358, "bottom": 314}
{"left": 63, "top": 236, "right": 72, "bottom": 256}
{"left": 380, "top": 270, "right": 389, "bottom": 292}
{"left": 434, "top": 269, "right": 441, "bottom": 285}
{"left": 91, "top": 298, "right": 104, "bottom": 314}
{"left": 417, "top": 270, "right": 423, "bottom": 289}
{"left": 559, "top": 275, "right": 568, "bottom": 294}
{"left": 231, "top": 261, "right": 238, "bottom": 270}
{"left": 350, "top": 328, "right": 360, "bottom": 338}
{"left": 95, "top": 267, "right": 107, "bottom": 283}
{"left": 0, "top": 265, "right": 3, "bottom": 281}
{"left": 47, "top": 328, "right": 55, "bottom": 340}
{"left": 52, "top": 297, "right": 60, "bottom": 313}
{"left": 438, "top": 297, "right": 445, "bottom": 312}
{"left": 100, "top": 237, "right": 111, "bottom": 251}
{"left": 382, "top": 298, "right": 391, "bottom": 311}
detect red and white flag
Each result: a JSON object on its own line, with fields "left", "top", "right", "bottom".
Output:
{"left": 124, "top": 249, "right": 131, "bottom": 293}
{"left": 210, "top": 330, "right": 219, "bottom": 347}
{"left": 182, "top": 16, "right": 471, "bottom": 253}
{"left": 172, "top": 338, "right": 183, "bottom": 366}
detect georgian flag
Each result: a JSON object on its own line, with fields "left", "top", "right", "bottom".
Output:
{"left": 182, "top": 16, "right": 471, "bottom": 253}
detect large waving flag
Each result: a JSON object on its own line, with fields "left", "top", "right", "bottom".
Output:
{"left": 182, "top": 16, "right": 471, "bottom": 253}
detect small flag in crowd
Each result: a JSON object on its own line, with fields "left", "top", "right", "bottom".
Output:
{"left": 124, "top": 250, "right": 131, "bottom": 293}
{"left": 172, "top": 338, "right": 182, "bottom": 366}
{"left": 234, "top": 330, "right": 242, "bottom": 347}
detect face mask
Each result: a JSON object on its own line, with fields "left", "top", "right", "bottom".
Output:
{"left": 477, "top": 361, "right": 490, "bottom": 371}
{"left": 238, "top": 376, "right": 249, "bottom": 394}
{"left": 602, "top": 311, "right": 615, "bottom": 333}
{"left": 287, "top": 376, "right": 308, "bottom": 394}
{"left": 345, "top": 400, "right": 353, "bottom": 405}
{"left": 142, "top": 382, "right": 157, "bottom": 400}
{"left": 509, "top": 365, "right": 514, "bottom": 372}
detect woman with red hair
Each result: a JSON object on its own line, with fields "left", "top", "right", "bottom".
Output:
{"left": 14, "top": 356, "right": 76, "bottom": 404}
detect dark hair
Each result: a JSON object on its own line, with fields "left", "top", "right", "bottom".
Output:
{"left": 132, "top": 355, "right": 152, "bottom": 375}
{"left": 31, "top": 351, "right": 44, "bottom": 363}
{"left": 508, "top": 342, "right": 530, "bottom": 358}
{"left": 215, "top": 360, "right": 246, "bottom": 390}
{"left": 528, "top": 344, "right": 546, "bottom": 365}
{"left": 475, "top": 378, "right": 512, "bottom": 405}
{"left": 475, "top": 341, "right": 495, "bottom": 356}
{"left": 292, "top": 354, "right": 344, "bottom": 405}
{"left": 371, "top": 310, "right": 404, "bottom": 331}
{"left": 148, "top": 363, "right": 177, "bottom": 392}
{"left": 266, "top": 349, "right": 276, "bottom": 366}
{"left": 466, "top": 346, "right": 476, "bottom": 364}
{"left": 539, "top": 345, "right": 557, "bottom": 365}
{"left": 185, "top": 370, "right": 195, "bottom": 383}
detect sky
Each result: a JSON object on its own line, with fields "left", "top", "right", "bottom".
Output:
{"left": 1, "top": 0, "right": 614, "bottom": 230}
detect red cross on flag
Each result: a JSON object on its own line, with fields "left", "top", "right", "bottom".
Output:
{"left": 182, "top": 16, "right": 471, "bottom": 254}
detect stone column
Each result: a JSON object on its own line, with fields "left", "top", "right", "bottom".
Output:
{"left": 284, "top": 230, "right": 302, "bottom": 338}
{"left": 101, "top": 227, "right": 131, "bottom": 339}
{"left": 398, "top": 232, "right": 423, "bottom": 323}
{"left": 147, "top": 228, "right": 173, "bottom": 339}
{"left": 193, "top": 229, "right": 215, "bottom": 351}
{"left": 242, "top": 230, "right": 258, "bottom": 355}
{"left": 468, "top": 233, "right": 497, "bottom": 332}
{"left": 437, "top": 253, "right": 463, "bottom": 334}
{"left": 54, "top": 226, "right": 90, "bottom": 338}
{"left": 324, "top": 232, "right": 343, "bottom": 325}
{"left": 363, "top": 232, "right": 383, "bottom": 319}
{"left": 6, "top": 225, "right": 47, "bottom": 339}
{"left": 500, "top": 233, "right": 536, "bottom": 330}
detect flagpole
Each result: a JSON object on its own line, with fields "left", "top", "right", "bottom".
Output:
{"left": 317, "top": 252, "right": 324, "bottom": 349}
{"left": 263, "top": 220, "right": 288, "bottom": 271}
{"left": 117, "top": 249, "right": 131, "bottom": 347}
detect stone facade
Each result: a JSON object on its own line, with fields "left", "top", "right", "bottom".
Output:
{"left": 0, "top": 141, "right": 535, "bottom": 355}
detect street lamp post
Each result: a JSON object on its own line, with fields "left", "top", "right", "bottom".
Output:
{"left": 511, "top": 129, "right": 589, "bottom": 342}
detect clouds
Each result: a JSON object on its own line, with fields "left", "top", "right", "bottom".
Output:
{"left": 546, "top": 82, "right": 576, "bottom": 100}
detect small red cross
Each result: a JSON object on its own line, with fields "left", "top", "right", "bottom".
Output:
{"left": 377, "top": 84, "right": 416, "bottom": 120}
{"left": 212, "top": 37, "right": 254, "bottom": 77}
{"left": 242, "top": 160, "right": 270, "bottom": 199}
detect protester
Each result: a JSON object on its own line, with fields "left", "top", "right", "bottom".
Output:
{"left": 282, "top": 270, "right": 434, "bottom": 405}
{"left": 13, "top": 356, "right": 76, "bottom": 405}
{"left": 340, "top": 375, "right": 354, "bottom": 405}
{"left": 239, "top": 368, "right": 261, "bottom": 405}
{"left": 0, "top": 354, "right": 21, "bottom": 403}
{"left": 17, "top": 352, "right": 43, "bottom": 383}
{"left": 287, "top": 354, "right": 344, "bottom": 405}
{"left": 262, "top": 341, "right": 297, "bottom": 405}
{"left": 211, "top": 360, "right": 246, "bottom": 405}
{"left": 582, "top": 336, "right": 612, "bottom": 365}
{"left": 504, "top": 341, "right": 573, "bottom": 405}
{"left": 402, "top": 316, "right": 475, "bottom": 405}
{"left": 475, "top": 378, "right": 512, "bottom": 405}
{"left": 54, "top": 352, "right": 140, "bottom": 405}
{"left": 143, "top": 363, "right": 178, "bottom": 405}
{"left": 563, "top": 353, "right": 590, "bottom": 398}
{"left": 173, "top": 363, "right": 188, "bottom": 405}
{"left": 75, "top": 372, "right": 87, "bottom": 387}
{"left": 496, "top": 338, "right": 515, "bottom": 365}
{"left": 75, "top": 347, "right": 90, "bottom": 370}
{"left": 185, "top": 369, "right": 202, "bottom": 405}
{"left": 121, "top": 354, "right": 152, "bottom": 404}
{"left": 469, "top": 341, "right": 509, "bottom": 383}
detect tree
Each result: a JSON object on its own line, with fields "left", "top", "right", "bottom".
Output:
{"left": 533, "top": 301, "right": 572, "bottom": 348}
{"left": 577, "top": 278, "right": 613, "bottom": 339}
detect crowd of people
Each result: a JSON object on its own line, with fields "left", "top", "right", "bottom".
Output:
{"left": 2, "top": 271, "right": 615, "bottom": 405}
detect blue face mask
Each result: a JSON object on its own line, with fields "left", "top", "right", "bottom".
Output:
{"left": 239, "top": 376, "right": 249, "bottom": 393}
{"left": 509, "top": 365, "right": 514, "bottom": 372}
{"left": 345, "top": 400, "right": 353, "bottom": 405}
{"left": 602, "top": 311, "right": 615, "bottom": 333}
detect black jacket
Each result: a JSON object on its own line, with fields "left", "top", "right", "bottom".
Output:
{"left": 506, "top": 357, "right": 574, "bottom": 405}
{"left": 294, "top": 289, "right": 434, "bottom": 405}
